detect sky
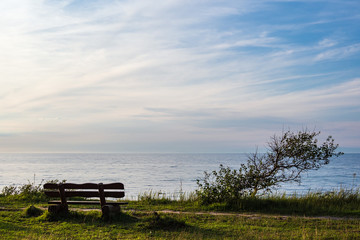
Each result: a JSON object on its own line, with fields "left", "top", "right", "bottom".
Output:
{"left": 0, "top": 0, "right": 359, "bottom": 153}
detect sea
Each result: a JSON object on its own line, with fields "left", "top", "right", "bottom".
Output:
{"left": 0, "top": 153, "right": 359, "bottom": 199}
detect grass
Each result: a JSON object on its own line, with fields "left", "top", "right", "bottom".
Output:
{"left": 0, "top": 205, "right": 359, "bottom": 239}
{"left": 0, "top": 183, "right": 359, "bottom": 239}
{"left": 130, "top": 188, "right": 360, "bottom": 217}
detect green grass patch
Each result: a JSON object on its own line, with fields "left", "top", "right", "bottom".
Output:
{"left": 0, "top": 206, "right": 359, "bottom": 239}
{"left": 1, "top": 182, "right": 360, "bottom": 217}
{"left": 1, "top": 182, "right": 359, "bottom": 239}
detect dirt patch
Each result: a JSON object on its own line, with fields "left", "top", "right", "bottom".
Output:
{"left": 128, "top": 209, "right": 359, "bottom": 221}
{"left": 15, "top": 206, "right": 358, "bottom": 220}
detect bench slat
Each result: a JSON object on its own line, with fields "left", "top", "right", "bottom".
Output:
{"left": 48, "top": 200, "right": 128, "bottom": 205}
{"left": 44, "top": 182, "right": 124, "bottom": 190}
{"left": 44, "top": 190, "right": 125, "bottom": 198}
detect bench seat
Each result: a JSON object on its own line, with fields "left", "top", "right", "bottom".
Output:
{"left": 48, "top": 200, "right": 128, "bottom": 205}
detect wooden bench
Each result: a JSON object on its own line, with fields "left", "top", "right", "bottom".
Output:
{"left": 43, "top": 182, "right": 128, "bottom": 216}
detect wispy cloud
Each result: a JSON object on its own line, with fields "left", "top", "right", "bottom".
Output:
{"left": 0, "top": 0, "right": 359, "bottom": 152}
{"left": 318, "top": 38, "right": 337, "bottom": 48}
{"left": 315, "top": 44, "right": 360, "bottom": 61}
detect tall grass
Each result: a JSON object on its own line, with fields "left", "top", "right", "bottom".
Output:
{"left": 136, "top": 187, "right": 360, "bottom": 216}
{"left": 137, "top": 190, "right": 198, "bottom": 203}
{"left": 1, "top": 182, "right": 47, "bottom": 203}
{"left": 202, "top": 187, "right": 360, "bottom": 216}
{"left": 0, "top": 179, "right": 65, "bottom": 203}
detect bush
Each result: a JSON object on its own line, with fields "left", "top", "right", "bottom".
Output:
{"left": 196, "top": 164, "right": 252, "bottom": 204}
{"left": 25, "top": 205, "right": 44, "bottom": 217}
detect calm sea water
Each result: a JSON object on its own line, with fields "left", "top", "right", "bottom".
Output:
{"left": 0, "top": 153, "right": 359, "bottom": 199}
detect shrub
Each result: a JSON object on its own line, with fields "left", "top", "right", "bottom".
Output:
{"left": 25, "top": 205, "right": 44, "bottom": 217}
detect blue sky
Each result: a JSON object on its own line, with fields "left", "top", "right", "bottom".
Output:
{"left": 0, "top": 0, "right": 359, "bottom": 153}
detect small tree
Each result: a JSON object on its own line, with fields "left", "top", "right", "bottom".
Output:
{"left": 196, "top": 130, "right": 343, "bottom": 204}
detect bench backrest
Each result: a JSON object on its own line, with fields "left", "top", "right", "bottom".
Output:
{"left": 44, "top": 183, "right": 125, "bottom": 206}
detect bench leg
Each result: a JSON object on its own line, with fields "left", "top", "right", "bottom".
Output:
{"left": 48, "top": 204, "right": 68, "bottom": 214}
{"left": 101, "top": 205, "right": 120, "bottom": 218}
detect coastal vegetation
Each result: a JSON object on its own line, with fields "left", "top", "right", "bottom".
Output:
{"left": 196, "top": 130, "right": 343, "bottom": 204}
{"left": 1, "top": 181, "right": 359, "bottom": 239}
